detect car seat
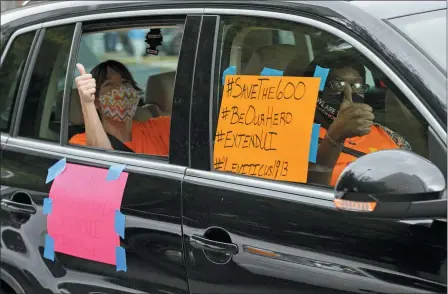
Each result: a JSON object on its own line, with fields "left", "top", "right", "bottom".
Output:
{"left": 144, "top": 71, "right": 176, "bottom": 117}
{"left": 243, "top": 44, "right": 306, "bottom": 75}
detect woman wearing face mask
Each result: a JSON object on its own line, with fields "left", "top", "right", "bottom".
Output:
{"left": 69, "top": 60, "right": 170, "bottom": 156}
{"left": 285, "top": 51, "right": 410, "bottom": 186}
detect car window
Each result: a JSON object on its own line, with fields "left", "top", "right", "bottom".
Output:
{"left": 68, "top": 23, "right": 184, "bottom": 158}
{"left": 18, "top": 25, "right": 75, "bottom": 142}
{"left": 0, "top": 31, "right": 35, "bottom": 133}
{"left": 212, "top": 16, "right": 431, "bottom": 188}
{"left": 388, "top": 9, "right": 447, "bottom": 72}
{"left": 278, "top": 30, "right": 295, "bottom": 45}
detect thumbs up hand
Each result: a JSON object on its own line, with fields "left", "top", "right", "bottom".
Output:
{"left": 327, "top": 84, "right": 375, "bottom": 143}
{"left": 75, "top": 63, "right": 96, "bottom": 104}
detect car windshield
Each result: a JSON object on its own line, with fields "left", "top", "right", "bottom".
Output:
{"left": 388, "top": 9, "right": 447, "bottom": 72}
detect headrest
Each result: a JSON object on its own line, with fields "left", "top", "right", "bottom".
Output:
{"left": 145, "top": 71, "right": 176, "bottom": 113}
{"left": 284, "top": 51, "right": 316, "bottom": 77}
{"left": 244, "top": 44, "right": 300, "bottom": 75}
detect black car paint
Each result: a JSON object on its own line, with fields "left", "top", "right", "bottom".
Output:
{"left": 183, "top": 3, "right": 446, "bottom": 294}
{"left": 1, "top": 146, "right": 190, "bottom": 294}
{"left": 0, "top": 1, "right": 446, "bottom": 294}
{"left": 1, "top": 11, "right": 199, "bottom": 293}
{"left": 182, "top": 172, "right": 446, "bottom": 293}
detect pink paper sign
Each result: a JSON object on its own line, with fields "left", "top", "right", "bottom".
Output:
{"left": 48, "top": 163, "right": 128, "bottom": 265}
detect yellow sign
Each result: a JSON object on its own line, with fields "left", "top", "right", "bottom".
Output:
{"left": 214, "top": 75, "right": 320, "bottom": 183}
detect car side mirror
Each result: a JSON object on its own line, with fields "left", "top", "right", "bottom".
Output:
{"left": 334, "top": 149, "right": 446, "bottom": 219}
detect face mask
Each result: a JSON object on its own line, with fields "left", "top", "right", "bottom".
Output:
{"left": 98, "top": 85, "right": 139, "bottom": 122}
{"left": 316, "top": 92, "right": 364, "bottom": 125}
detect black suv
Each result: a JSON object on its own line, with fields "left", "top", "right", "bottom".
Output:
{"left": 1, "top": 1, "right": 446, "bottom": 293}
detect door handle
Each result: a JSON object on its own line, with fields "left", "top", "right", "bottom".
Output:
{"left": 190, "top": 235, "right": 239, "bottom": 255}
{"left": 1, "top": 199, "right": 36, "bottom": 215}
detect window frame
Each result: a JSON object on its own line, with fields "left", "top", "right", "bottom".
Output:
{"left": 15, "top": 25, "right": 77, "bottom": 143}
{"left": 0, "top": 8, "right": 203, "bottom": 170}
{"left": 0, "top": 29, "right": 37, "bottom": 136}
{"left": 188, "top": 8, "right": 447, "bottom": 203}
{"left": 64, "top": 16, "right": 187, "bottom": 157}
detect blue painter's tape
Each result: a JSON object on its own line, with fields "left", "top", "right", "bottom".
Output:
{"left": 116, "top": 246, "right": 127, "bottom": 272}
{"left": 114, "top": 210, "right": 125, "bottom": 239}
{"left": 46, "top": 158, "right": 66, "bottom": 184}
{"left": 313, "top": 65, "right": 330, "bottom": 91}
{"left": 44, "top": 234, "right": 55, "bottom": 261}
{"left": 260, "top": 67, "right": 284, "bottom": 76}
{"left": 309, "top": 123, "right": 320, "bottom": 163}
{"left": 106, "top": 164, "right": 127, "bottom": 181}
{"left": 222, "top": 65, "right": 237, "bottom": 85}
{"left": 43, "top": 198, "right": 53, "bottom": 215}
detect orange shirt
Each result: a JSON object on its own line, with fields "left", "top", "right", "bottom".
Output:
{"left": 69, "top": 116, "right": 170, "bottom": 156}
{"left": 319, "top": 125, "right": 399, "bottom": 186}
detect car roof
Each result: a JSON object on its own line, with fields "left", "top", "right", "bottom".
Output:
{"left": 4, "top": 0, "right": 349, "bottom": 29}
{"left": 349, "top": 0, "right": 447, "bottom": 20}
{"left": 2, "top": 0, "right": 446, "bottom": 27}
{"left": 1, "top": 1, "right": 147, "bottom": 26}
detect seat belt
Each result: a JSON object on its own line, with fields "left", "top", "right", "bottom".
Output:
{"left": 106, "top": 134, "right": 135, "bottom": 153}
{"left": 341, "top": 145, "right": 366, "bottom": 158}
{"left": 318, "top": 138, "right": 366, "bottom": 158}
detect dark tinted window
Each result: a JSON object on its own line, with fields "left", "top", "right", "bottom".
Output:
{"left": 389, "top": 9, "right": 447, "bottom": 71}
{"left": 0, "top": 31, "right": 35, "bottom": 133}
{"left": 19, "top": 25, "right": 75, "bottom": 142}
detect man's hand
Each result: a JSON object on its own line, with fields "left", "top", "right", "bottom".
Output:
{"left": 327, "top": 85, "right": 374, "bottom": 143}
{"left": 75, "top": 63, "right": 96, "bottom": 104}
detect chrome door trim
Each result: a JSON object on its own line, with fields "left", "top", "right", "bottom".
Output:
{"left": 204, "top": 8, "right": 447, "bottom": 143}
{"left": 1, "top": 134, "right": 9, "bottom": 144}
{"left": 185, "top": 168, "right": 335, "bottom": 202}
{"left": 1, "top": 8, "right": 203, "bottom": 67}
{"left": 6, "top": 137, "right": 186, "bottom": 176}
{"left": 41, "top": 8, "right": 203, "bottom": 28}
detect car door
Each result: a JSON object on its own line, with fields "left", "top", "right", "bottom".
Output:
{"left": 181, "top": 5, "right": 447, "bottom": 294}
{"left": 1, "top": 9, "right": 202, "bottom": 294}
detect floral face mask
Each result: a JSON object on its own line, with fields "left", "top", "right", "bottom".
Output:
{"left": 98, "top": 85, "right": 139, "bottom": 122}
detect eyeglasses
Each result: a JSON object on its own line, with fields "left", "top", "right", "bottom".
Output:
{"left": 326, "top": 80, "right": 369, "bottom": 94}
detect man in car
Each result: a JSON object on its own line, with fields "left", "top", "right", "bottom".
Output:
{"left": 285, "top": 51, "right": 411, "bottom": 186}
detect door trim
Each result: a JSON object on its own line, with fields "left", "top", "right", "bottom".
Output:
{"left": 185, "top": 168, "right": 335, "bottom": 203}
{"left": 42, "top": 8, "right": 203, "bottom": 29}
{"left": 1, "top": 9, "right": 203, "bottom": 68}
{"left": 60, "top": 22, "right": 82, "bottom": 145}
{"left": 6, "top": 137, "right": 186, "bottom": 175}
{"left": 1, "top": 133, "right": 8, "bottom": 144}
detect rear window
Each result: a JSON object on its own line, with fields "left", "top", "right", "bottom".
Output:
{"left": 389, "top": 9, "right": 447, "bottom": 71}
{"left": 0, "top": 31, "right": 35, "bottom": 132}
